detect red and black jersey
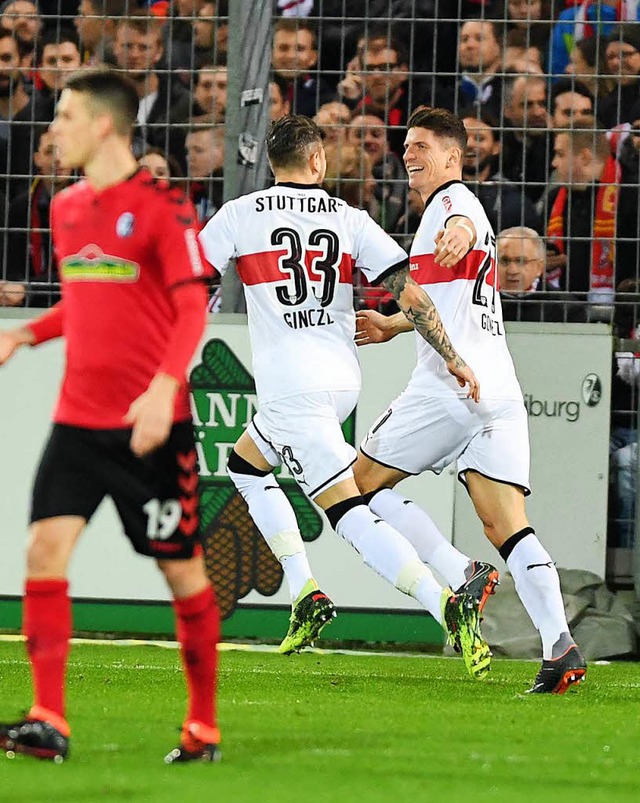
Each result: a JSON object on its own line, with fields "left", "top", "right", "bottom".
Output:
{"left": 43, "top": 169, "right": 211, "bottom": 429}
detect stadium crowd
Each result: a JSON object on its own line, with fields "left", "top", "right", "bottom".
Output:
{"left": 0, "top": 0, "right": 638, "bottom": 559}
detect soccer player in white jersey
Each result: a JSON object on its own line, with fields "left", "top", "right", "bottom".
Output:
{"left": 354, "top": 106, "right": 586, "bottom": 694}
{"left": 199, "top": 115, "right": 491, "bottom": 679}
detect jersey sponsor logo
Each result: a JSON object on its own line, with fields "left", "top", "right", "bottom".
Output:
{"left": 116, "top": 212, "right": 135, "bottom": 238}
{"left": 442, "top": 195, "right": 452, "bottom": 212}
{"left": 184, "top": 228, "right": 205, "bottom": 276}
{"left": 188, "top": 339, "right": 353, "bottom": 618}
{"left": 60, "top": 245, "right": 140, "bottom": 282}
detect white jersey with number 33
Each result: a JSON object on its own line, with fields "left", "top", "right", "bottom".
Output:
{"left": 409, "top": 180, "right": 522, "bottom": 401}
{"left": 198, "top": 183, "right": 407, "bottom": 403}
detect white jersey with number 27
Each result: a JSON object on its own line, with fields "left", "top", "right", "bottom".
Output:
{"left": 409, "top": 180, "right": 522, "bottom": 401}
{"left": 198, "top": 183, "right": 407, "bottom": 403}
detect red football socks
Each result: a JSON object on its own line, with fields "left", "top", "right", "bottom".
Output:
{"left": 173, "top": 585, "right": 220, "bottom": 734}
{"left": 23, "top": 578, "right": 71, "bottom": 725}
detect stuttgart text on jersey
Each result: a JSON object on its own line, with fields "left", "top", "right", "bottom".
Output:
{"left": 254, "top": 194, "right": 342, "bottom": 214}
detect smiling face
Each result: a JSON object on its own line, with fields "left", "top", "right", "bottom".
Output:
{"left": 403, "top": 127, "right": 460, "bottom": 197}
{"left": 462, "top": 117, "right": 499, "bottom": 179}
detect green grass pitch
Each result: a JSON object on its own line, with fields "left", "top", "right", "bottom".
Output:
{"left": 1, "top": 640, "right": 639, "bottom": 803}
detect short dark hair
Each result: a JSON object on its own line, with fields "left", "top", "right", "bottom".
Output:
{"left": 361, "top": 24, "right": 408, "bottom": 66}
{"left": 407, "top": 106, "right": 467, "bottom": 153}
{"left": 267, "top": 114, "right": 322, "bottom": 170}
{"left": 550, "top": 78, "right": 594, "bottom": 107}
{"left": 36, "top": 25, "right": 81, "bottom": 66}
{"left": 458, "top": 106, "right": 501, "bottom": 146}
{"left": 64, "top": 67, "right": 139, "bottom": 136}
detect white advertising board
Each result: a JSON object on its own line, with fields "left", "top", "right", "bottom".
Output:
{"left": 0, "top": 314, "right": 611, "bottom": 613}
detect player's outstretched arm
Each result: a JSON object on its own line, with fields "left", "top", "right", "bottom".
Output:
{"left": 0, "top": 327, "right": 36, "bottom": 365}
{"left": 354, "top": 309, "right": 413, "bottom": 345}
{"left": 434, "top": 216, "right": 476, "bottom": 268}
{"left": 381, "top": 265, "right": 480, "bottom": 402}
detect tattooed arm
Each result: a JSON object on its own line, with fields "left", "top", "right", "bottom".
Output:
{"left": 356, "top": 265, "right": 480, "bottom": 401}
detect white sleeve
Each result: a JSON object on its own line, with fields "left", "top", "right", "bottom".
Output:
{"left": 351, "top": 208, "right": 408, "bottom": 285}
{"left": 197, "top": 202, "right": 237, "bottom": 277}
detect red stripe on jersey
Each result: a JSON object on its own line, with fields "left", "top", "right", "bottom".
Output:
{"left": 236, "top": 249, "right": 354, "bottom": 286}
{"left": 409, "top": 249, "right": 491, "bottom": 285}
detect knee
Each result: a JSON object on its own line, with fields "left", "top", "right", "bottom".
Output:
{"left": 26, "top": 528, "right": 67, "bottom": 575}
{"left": 158, "top": 555, "right": 208, "bottom": 598}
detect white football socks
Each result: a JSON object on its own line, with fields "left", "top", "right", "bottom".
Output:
{"left": 334, "top": 504, "right": 445, "bottom": 622}
{"left": 368, "top": 488, "right": 470, "bottom": 588}
{"left": 505, "top": 534, "right": 570, "bottom": 659}
{"left": 228, "top": 469, "right": 312, "bottom": 601}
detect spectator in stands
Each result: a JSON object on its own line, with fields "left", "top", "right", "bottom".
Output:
{"left": 6, "top": 127, "right": 74, "bottom": 308}
{"left": 0, "top": 28, "right": 51, "bottom": 198}
{"left": 138, "top": 145, "right": 183, "bottom": 186}
{"left": 185, "top": 125, "right": 224, "bottom": 220}
{"left": 313, "top": 100, "right": 350, "bottom": 145}
{"left": 163, "top": 0, "right": 207, "bottom": 69}
{"left": 272, "top": 18, "right": 333, "bottom": 116}
{"left": 497, "top": 226, "right": 545, "bottom": 294}
{"left": 337, "top": 26, "right": 442, "bottom": 156}
{"left": 549, "top": 0, "right": 640, "bottom": 77}
{"left": 546, "top": 121, "right": 637, "bottom": 298}
{"left": 270, "top": 74, "right": 291, "bottom": 121}
{"left": 455, "top": 19, "right": 504, "bottom": 119}
{"left": 37, "top": 25, "right": 82, "bottom": 100}
{"left": 502, "top": 28, "right": 544, "bottom": 75}
{"left": 113, "top": 11, "right": 191, "bottom": 166}
{"left": 501, "top": 74, "right": 551, "bottom": 203}
{"left": 348, "top": 110, "right": 406, "bottom": 232}
{"left": 491, "top": 0, "right": 553, "bottom": 58}
{"left": 0, "top": 0, "right": 41, "bottom": 49}
{"left": 190, "top": 61, "right": 227, "bottom": 123}
{"left": 598, "top": 24, "right": 640, "bottom": 127}
{"left": 74, "top": 0, "right": 126, "bottom": 65}
{"left": 565, "top": 34, "right": 613, "bottom": 99}
{"left": 497, "top": 225, "right": 586, "bottom": 322}
{"left": 550, "top": 78, "right": 595, "bottom": 131}
{"left": 462, "top": 109, "right": 541, "bottom": 232}
{"left": 191, "top": 1, "right": 224, "bottom": 68}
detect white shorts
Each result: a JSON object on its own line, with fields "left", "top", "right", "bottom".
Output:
{"left": 360, "top": 387, "right": 531, "bottom": 494}
{"left": 249, "top": 390, "right": 359, "bottom": 499}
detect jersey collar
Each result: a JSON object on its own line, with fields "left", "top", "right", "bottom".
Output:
{"left": 275, "top": 182, "right": 323, "bottom": 190}
{"left": 423, "top": 179, "right": 464, "bottom": 211}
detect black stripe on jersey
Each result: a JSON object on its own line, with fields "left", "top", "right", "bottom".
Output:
{"left": 309, "top": 456, "right": 358, "bottom": 499}
{"left": 422, "top": 179, "right": 464, "bottom": 212}
{"left": 457, "top": 469, "right": 531, "bottom": 497}
{"left": 359, "top": 444, "right": 420, "bottom": 476}
{"left": 370, "top": 257, "right": 410, "bottom": 287}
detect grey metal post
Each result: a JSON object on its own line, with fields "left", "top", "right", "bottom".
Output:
{"left": 220, "top": 0, "right": 272, "bottom": 313}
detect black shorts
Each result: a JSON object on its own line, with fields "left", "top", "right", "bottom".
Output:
{"left": 31, "top": 422, "right": 202, "bottom": 560}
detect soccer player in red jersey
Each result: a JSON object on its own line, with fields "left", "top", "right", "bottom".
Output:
{"left": 0, "top": 68, "right": 221, "bottom": 764}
